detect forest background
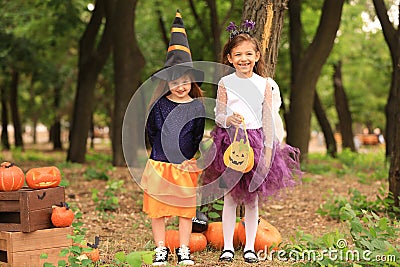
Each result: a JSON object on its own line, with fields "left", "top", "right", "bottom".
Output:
{"left": 1, "top": 0, "right": 399, "bottom": 200}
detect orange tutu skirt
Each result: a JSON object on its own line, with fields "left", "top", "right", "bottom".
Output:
{"left": 141, "top": 159, "right": 201, "bottom": 218}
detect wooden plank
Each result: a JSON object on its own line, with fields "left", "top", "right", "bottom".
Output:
{"left": 27, "top": 187, "right": 65, "bottom": 211}
{"left": 8, "top": 246, "right": 70, "bottom": 266}
{"left": 0, "top": 237, "right": 7, "bottom": 250}
{"left": 0, "top": 191, "right": 20, "bottom": 201}
{"left": 7, "top": 227, "right": 72, "bottom": 252}
{"left": 23, "top": 209, "right": 53, "bottom": 232}
{"left": 0, "top": 223, "right": 21, "bottom": 232}
{"left": 0, "top": 201, "right": 20, "bottom": 212}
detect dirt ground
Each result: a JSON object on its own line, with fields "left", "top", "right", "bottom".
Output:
{"left": 56, "top": 139, "right": 389, "bottom": 267}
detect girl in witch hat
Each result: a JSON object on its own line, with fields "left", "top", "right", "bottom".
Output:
{"left": 140, "top": 10, "right": 205, "bottom": 266}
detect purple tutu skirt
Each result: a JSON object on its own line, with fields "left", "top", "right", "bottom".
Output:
{"left": 201, "top": 126, "right": 302, "bottom": 205}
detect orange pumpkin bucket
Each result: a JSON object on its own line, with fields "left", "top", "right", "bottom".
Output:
{"left": 223, "top": 120, "right": 254, "bottom": 173}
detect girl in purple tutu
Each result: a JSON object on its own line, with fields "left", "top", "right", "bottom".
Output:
{"left": 202, "top": 21, "right": 301, "bottom": 263}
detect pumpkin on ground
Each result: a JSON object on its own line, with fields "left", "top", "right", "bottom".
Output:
{"left": 0, "top": 162, "right": 25, "bottom": 191}
{"left": 165, "top": 229, "right": 207, "bottom": 252}
{"left": 26, "top": 166, "right": 61, "bottom": 189}
{"left": 51, "top": 202, "right": 74, "bottom": 227}
{"left": 85, "top": 236, "right": 100, "bottom": 262}
{"left": 237, "top": 217, "right": 282, "bottom": 252}
{"left": 203, "top": 221, "right": 241, "bottom": 249}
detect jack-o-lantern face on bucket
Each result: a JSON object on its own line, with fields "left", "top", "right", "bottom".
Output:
{"left": 223, "top": 139, "right": 254, "bottom": 172}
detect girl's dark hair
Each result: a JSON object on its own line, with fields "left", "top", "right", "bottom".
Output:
{"left": 220, "top": 33, "right": 266, "bottom": 77}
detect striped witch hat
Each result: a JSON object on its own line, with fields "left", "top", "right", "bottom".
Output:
{"left": 152, "top": 10, "right": 204, "bottom": 86}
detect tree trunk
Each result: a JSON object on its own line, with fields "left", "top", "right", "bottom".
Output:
{"left": 9, "top": 68, "right": 23, "bottom": 148}
{"left": 1, "top": 86, "right": 10, "bottom": 150}
{"left": 111, "top": 0, "right": 145, "bottom": 167}
{"left": 389, "top": 50, "right": 400, "bottom": 207}
{"left": 207, "top": 0, "right": 222, "bottom": 62}
{"left": 372, "top": 0, "right": 400, "bottom": 207}
{"left": 333, "top": 61, "right": 355, "bottom": 152}
{"left": 242, "top": 0, "right": 288, "bottom": 78}
{"left": 313, "top": 91, "right": 336, "bottom": 157}
{"left": 52, "top": 86, "right": 63, "bottom": 150}
{"left": 285, "top": 0, "right": 344, "bottom": 161}
{"left": 190, "top": 0, "right": 233, "bottom": 97}
{"left": 67, "top": 0, "right": 115, "bottom": 163}
{"left": 372, "top": 0, "right": 399, "bottom": 159}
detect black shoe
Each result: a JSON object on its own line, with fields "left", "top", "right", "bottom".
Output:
{"left": 176, "top": 245, "right": 194, "bottom": 265}
{"left": 152, "top": 246, "right": 169, "bottom": 266}
{"left": 243, "top": 250, "right": 259, "bottom": 263}
{"left": 219, "top": 249, "right": 234, "bottom": 262}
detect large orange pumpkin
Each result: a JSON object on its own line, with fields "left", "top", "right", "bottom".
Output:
{"left": 203, "top": 221, "right": 241, "bottom": 249}
{"left": 165, "top": 230, "right": 207, "bottom": 252}
{"left": 26, "top": 166, "right": 61, "bottom": 189}
{"left": 237, "top": 217, "right": 282, "bottom": 252}
{"left": 0, "top": 162, "right": 25, "bottom": 191}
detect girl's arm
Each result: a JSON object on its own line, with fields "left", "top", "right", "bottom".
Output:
{"left": 215, "top": 81, "right": 229, "bottom": 127}
{"left": 262, "top": 81, "right": 274, "bottom": 166}
{"left": 269, "top": 77, "right": 285, "bottom": 143}
{"left": 215, "top": 81, "right": 242, "bottom": 127}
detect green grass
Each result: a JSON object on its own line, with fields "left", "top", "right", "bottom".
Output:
{"left": 304, "top": 148, "right": 389, "bottom": 184}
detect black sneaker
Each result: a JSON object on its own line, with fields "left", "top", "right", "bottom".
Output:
{"left": 152, "top": 246, "right": 169, "bottom": 266}
{"left": 176, "top": 245, "right": 194, "bottom": 265}
{"left": 243, "top": 250, "right": 259, "bottom": 263}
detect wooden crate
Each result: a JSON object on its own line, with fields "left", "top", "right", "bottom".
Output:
{"left": 0, "top": 187, "right": 65, "bottom": 232}
{"left": 0, "top": 227, "right": 72, "bottom": 267}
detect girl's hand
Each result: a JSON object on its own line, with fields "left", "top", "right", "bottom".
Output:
{"left": 226, "top": 112, "right": 243, "bottom": 127}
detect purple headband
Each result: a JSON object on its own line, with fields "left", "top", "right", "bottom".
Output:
{"left": 226, "top": 19, "right": 256, "bottom": 39}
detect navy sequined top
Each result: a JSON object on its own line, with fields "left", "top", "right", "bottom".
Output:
{"left": 146, "top": 96, "right": 205, "bottom": 164}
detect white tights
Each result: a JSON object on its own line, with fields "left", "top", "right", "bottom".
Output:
{"left": 222, "top": 193, "right": 259, "bottom": 252}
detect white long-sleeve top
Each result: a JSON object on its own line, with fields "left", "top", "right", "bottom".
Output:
{"left": 215, "top": 72, "right": 275, "bottom": 148}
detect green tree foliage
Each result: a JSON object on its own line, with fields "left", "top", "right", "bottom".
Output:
{"left": 276, "top": 0, "right": 391, "bottom": 134}
{"left": 0, "top": 0, "right": 86, "bottom": 142}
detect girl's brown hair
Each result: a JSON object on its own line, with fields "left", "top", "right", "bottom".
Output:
{"left": 148, "top": 72, "right": 203, "bottom": 110}
{"left": 220, "top": 33, "right": 266, "bottom": 77}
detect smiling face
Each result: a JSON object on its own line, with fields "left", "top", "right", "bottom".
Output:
{"left": 167, "top": 74, "right": 193, "bottom": 102}
{"left": 227, "top": 40, "right": 260, "bottom": 78}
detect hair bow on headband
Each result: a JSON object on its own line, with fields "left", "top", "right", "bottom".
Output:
{"left": 226, "top": 19, "right": 256, "bottom": 39}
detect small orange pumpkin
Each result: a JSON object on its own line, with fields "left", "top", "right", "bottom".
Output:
{"left": 203, "top": 221, "right": 241, "bottom": 249}
{"left": 85, "top": 236, "right": 100, "bottom": 262}
{"left": 26, "top": 166, "right": 61, "bottom": 189}
{"left": 165, "top": 230, "right": 207, "bottom": 252}
{"left": 0, "top": 162, "right": 25, "bottom": 191}
{"left": 237, "top": 217, "right": 282, "bottom": 252}
{"left": 51, "top": 202, "right": 74, "bottom": 227}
